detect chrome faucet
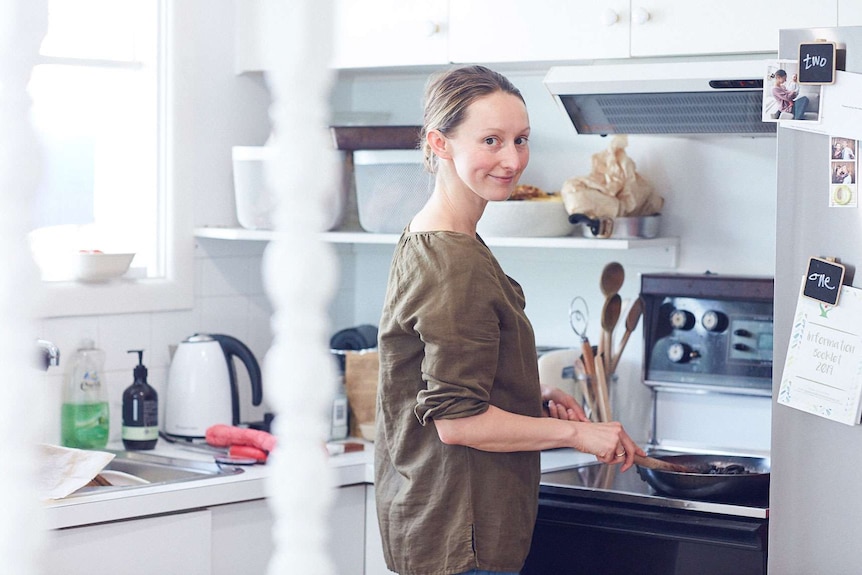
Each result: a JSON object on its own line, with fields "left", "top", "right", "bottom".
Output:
{"left": 36, "top": 339, "right": 60, "bottom": 371}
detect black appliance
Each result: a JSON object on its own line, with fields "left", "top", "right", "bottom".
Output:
{"left": 523, "top": 273, "right": 773, "bottom": 575}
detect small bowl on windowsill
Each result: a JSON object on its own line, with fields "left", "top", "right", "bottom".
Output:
{"left": 73, "top": 252, "right": 136, "bottom": 283}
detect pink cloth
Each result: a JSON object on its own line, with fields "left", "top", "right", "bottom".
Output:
{"left": 206, "top": 424, "right": 277, "bottom": 452}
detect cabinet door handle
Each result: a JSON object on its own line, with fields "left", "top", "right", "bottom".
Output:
{"left": 421, "top": 20, "right": 440, "bottom": 37}
{"left": 632, "top": 7, "right": 651, "bottom": 25}
{"left": 602, "top": 9, "right": 619, "bottom": 27}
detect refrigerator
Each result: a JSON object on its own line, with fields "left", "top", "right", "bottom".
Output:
{"left": 771, "top": 26, "right": 862, "bottom": 574}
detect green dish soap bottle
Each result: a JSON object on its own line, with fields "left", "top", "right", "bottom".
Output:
{"left": 122, "top": 349, "right": 159, "bottom": 450}
{"left": 61, "top": 339, "right": 109, "bottom": 449}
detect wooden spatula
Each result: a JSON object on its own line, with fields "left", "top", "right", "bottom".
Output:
{"left": 633, "top": 454, "right": 694, "bottom": 473}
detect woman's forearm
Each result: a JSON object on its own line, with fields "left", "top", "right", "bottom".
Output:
{"left": 432, "top": 405, "right": 643, "bottom": 471}
{"left": 433, "top": 405, "right": 578, "bottom": 452}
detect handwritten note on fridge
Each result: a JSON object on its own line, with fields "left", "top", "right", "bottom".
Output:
{"left": 778, "top": 280, "right": 862, "bottom": 425}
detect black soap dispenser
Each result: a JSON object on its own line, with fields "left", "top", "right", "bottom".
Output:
{"left": 122, "top": 349, "right": 159, "bottom": 450}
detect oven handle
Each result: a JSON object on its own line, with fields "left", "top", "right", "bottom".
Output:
{"left": 537, "top": 496, "right": 767, "bottom": 551}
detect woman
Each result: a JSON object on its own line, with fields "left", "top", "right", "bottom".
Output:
{"left": 374, "top": 65, "right": 643, "bottom": 575}
{"left": 772, "top": 69, "right": 809, "bottom": 120}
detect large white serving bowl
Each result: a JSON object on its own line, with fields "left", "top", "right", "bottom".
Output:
{"left": 477, "top": 199, "right": 573, "bottom": 237}
{"left": 73, "top": 253, "right": 135, "bottom": 282}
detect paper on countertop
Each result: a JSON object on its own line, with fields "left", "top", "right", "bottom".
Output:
{"left": 36, "top": 444, "right": 115, "bottom": 500}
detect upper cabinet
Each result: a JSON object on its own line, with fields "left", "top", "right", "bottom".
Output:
{"left": 839, "top": 0, "right": 862, "bottom": 25}
{"left": 331, "top": 0, "right": 449, "bottom": 68}
{"left": 236, "top": 0, "right": 844, "bottom": 73}
{"left": 629, "top": 1, "right": 838, "bottom": 57}
{"left": 449, "top": 1, "right": 630, "bottom": 63}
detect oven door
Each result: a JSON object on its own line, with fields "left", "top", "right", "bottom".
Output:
{"left": 522, "top": 492, "right": 768, "bottom": 575}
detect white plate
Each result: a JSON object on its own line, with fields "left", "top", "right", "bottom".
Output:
{"left": 97, "top": 470, "right": 151, "bottom": 486}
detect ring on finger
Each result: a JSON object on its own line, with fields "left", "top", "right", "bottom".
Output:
{"left": 615, "top": 451, "right": 626, "bottom": 457}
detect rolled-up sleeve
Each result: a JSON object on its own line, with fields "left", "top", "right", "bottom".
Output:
{"left": 396, "top": 238, "right": 504, "bottom": 425}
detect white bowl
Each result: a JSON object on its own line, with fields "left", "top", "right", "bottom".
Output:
{"left": 477, "top": 199, "right": 573, "bottom": 237}
{"left": 73, "top": 253, "right": 135, "bottom": 282}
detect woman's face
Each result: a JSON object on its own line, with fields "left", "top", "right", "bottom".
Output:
{"left": 444, "top": 91, "right": 530, "bottom": 202}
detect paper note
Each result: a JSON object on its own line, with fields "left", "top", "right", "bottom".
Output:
{"left": 778, "top": 280, "right": 862, "bottom": 425}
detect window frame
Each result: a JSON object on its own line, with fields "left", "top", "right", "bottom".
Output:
{"left": 34, "top": 0, "right": 193, "bottom": 318}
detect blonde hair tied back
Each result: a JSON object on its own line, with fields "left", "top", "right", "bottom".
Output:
{"left": 420, "top": 65, "right": 524, "bottom": 173}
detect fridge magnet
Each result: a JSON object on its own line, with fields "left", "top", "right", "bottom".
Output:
{"left": 802, "top": 256, "right": 845, "bottom": 306}
{"left": 830, "top": 137, "right": 858, "bottom": 207}
{"left": 798, "top": 41, "right": 837, "bottom": 85}
{"left": 778, "top": 278, "right": 862, "bottom": 426}
{"left": 762, "top": 60, "right": 823, "bottom": 124}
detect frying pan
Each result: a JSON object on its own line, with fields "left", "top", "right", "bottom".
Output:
{"left": 636, "top": 454, "right": 770, "bottom": 500}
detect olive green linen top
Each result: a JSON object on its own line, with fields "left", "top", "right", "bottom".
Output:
{"left": 375, "top": 230, "right": 543, "bottom": 575}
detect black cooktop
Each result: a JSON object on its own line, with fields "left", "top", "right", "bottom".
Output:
{"left": 540, "top": 458, "right": 769, "bottom": 519}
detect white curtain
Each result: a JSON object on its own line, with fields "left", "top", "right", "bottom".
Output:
{"left": 0, "top": 0, "right": 50, "bottom": 573}
{"left": 259, "top": 1, "right": 341, "bottom": 573}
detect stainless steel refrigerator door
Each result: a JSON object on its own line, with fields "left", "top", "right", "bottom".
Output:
{"left": 771, "top": 26, "right": 862, "bottom": 575}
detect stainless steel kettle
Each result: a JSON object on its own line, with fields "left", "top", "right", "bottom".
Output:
{"left": 163, "top": 333, "right": 263, "bottom": 439}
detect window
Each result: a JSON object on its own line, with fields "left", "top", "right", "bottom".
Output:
{"left": 29, "top": 0, "right": 159, "bottom": 280}
{"left": 28, "top": 0, "right": 192, "bottom": 316}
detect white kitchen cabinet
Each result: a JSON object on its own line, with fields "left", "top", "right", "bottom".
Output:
{"left": 329, "top": 484, "right": 368, "bottom": 575}
{"left": 211, "top": 488, "right": 368, "bottom": 574}
{"left": 839, "top": 0, "right": 862, "bottom": 25}
{"left": 628, "top": 1, "right": 838, "bottom": 57}
{"left": 211, "top": 499, "right": 273, "bottom": 575}
{"left": 44, "top": 510, "right": 213, "bottom": 575}
{"left": 449, "top": 0, "right": 630, "bottom": 63}
{"left": 332, "top": 0, "right": 449, "bottom": 68}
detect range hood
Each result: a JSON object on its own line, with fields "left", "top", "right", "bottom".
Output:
{"left": 544, "top": 60, "right": 775, "bottom": 136}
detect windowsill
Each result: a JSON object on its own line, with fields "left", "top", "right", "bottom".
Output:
{"left": 35, "top": 274, "right": 194, "bottom": 318}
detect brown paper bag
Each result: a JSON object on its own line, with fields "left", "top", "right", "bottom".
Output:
{"left": 344, "top": 350, "right": 379, "bottom": 438}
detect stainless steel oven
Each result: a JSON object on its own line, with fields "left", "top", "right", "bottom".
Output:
{"left": 523, "top": 273, "right": 773, "bottom": 575}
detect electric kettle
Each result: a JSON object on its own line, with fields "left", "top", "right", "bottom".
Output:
{"left": 163, "top": 333, "right": 263, "bottom": 439}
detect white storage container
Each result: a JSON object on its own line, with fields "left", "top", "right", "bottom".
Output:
{"left": 353, "top": 150, "right": 433, "bottom": 233}
{"left": 232, "top": 146, "right": 276, "bottom": 230}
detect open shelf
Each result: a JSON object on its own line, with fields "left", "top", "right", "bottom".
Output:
{"left": 194, "top": 226, "right": 680, "bottom": 267}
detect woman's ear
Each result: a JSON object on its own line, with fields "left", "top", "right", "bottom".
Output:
{"left": 427, "top": 129, "right": 451, "bottom": 161}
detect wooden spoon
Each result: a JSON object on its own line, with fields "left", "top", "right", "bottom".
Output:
{"left": 599, "top": 262, "right": 625, "bottom": 298}
{"left": 600, "top": 293, "right": 622, "bottom": 373}
{"left": 594, "top": 351, "right": 611, "bottom": 422}
{"left": 633, "top": 454, "right": 694, "bottom": 473}
{"left": 610, "top": 297, "right": 644, "bottom": 373}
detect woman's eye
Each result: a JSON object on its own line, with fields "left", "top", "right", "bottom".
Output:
{"left": 484, "top": 137, "right": 498, "bottom": 145}
{"left": 516, "top": 136, "right": 529, "bottom": 145}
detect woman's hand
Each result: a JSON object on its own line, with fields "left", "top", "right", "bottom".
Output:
{"left": 572, "top": 420, "right": 645, "bottom": 472}
{"left": 541, "top": 385, "right": 589, "bottom": 422}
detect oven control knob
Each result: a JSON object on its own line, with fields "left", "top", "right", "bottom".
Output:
{"left": 669, "top": 309, "right": 695, "bottom": 330}
{"left": 701, "top": 310, "right": 729, "bottom": 332}
{"left": 667, "top": 342, "right": 696, "bottom": 363}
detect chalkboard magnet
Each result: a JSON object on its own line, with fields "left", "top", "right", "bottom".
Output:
{"left": 803, "top": 256, "right": 846, "bottom": 306}
{"left": 798, "top": 40, "right": 837, "bottom": 85}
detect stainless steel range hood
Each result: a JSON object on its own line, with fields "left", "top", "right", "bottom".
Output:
{"left": 544, "top": 60, "right": 775, "bottom": 136}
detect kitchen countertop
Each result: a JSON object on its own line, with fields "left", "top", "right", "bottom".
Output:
{"left": 43, "top": 442, "right": 591, "bottom": 531}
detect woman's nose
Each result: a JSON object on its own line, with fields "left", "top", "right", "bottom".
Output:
{"left": 500, "top": 143, "right": 527, "bottom": 171}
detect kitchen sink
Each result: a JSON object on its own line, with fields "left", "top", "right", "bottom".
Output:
{"left": 69, "top": 450, "right": 245, "bottom": 497}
